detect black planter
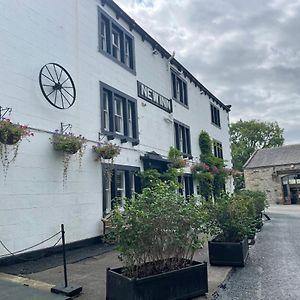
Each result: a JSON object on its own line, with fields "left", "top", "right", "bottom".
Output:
{"left": 106, "top": 260, "right": 208, "bottom": 300}
{"left": 208, "top": 237, "right": 249, "bottom": 267}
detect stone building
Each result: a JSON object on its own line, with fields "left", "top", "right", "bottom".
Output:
{"left": 244, "top": 144, "right": 300, "bottom": 205}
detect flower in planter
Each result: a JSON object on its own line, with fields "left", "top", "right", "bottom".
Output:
{"left": 51, "top": 131, "right": 86, "bottom": 186}
{"left": 0, "top": 118, "right": 33, "bottom": 179}
{"left": 92, "top": 142, "right": 121, "bottom": 161}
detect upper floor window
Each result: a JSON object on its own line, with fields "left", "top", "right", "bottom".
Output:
{"left": 211, "top": 104, "right": 221, "bottom": 127}
{"left": 100, "top": 82, "right": 139, "bottom": 144}
{"left": 98, "top": 8, "right": 135, "bottom": 73}
{"left": 171, "top": 71, "right": 188, "bottom": 107}
{"left": 213, "top": 140, "right": 223, "bottom": 159}
{"left": 174, "top": 120, "right": 191, "bottom": 157}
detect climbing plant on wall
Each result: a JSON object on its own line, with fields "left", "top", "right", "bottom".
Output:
{"left": 191, "top": 131, "right": 227, "bottom": 200}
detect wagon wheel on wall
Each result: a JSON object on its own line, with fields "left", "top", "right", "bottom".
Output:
{"left": 39, "top": 63, "right": 76, "bottom": 109}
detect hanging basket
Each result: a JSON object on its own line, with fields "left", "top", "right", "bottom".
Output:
{"left": 52, "top": 133, "right": 85, "bottom": 155}
{"left": 93, "top": 143, "right": 121, "bottom": 160}
{"left": 0, "top": 119, "right": 32, "bottom": 145}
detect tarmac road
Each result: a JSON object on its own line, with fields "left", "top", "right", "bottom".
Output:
{"left": 216, "top": 205, "right": 300, "bottom": 300}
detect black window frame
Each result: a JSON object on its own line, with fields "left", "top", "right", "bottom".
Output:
{"left": 178, "top": 174, "right": 194, "bottom": 198}
{"left": 100, "top": 82, "right": 139, "bottom": 145}
{"left": 210, "top": 103, "right": 221, "bottom": 128}
{"left": 102, "top": 164, "right": 140, "bottom": 215}
{"left": 174, "top": 119, "right": 192, "bottom": 158}
{"left": 213, "top": 140, "right": 223, "bottom": 159}
{"left": 98, "top": 7, "right": 136, "bottom": 74}
{"left": 171, "top": 69, "right": 188, "bottom": 108}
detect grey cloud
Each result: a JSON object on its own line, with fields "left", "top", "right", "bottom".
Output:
{"left": 116, "top": 0, "right": 300, "bottom": 144}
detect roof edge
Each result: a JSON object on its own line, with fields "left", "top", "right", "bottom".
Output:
{"left": 102, "top": 0, "right": 231, "bottom": 112}
{"left": 243, "top": 149, "right": 259, "bottom": 169}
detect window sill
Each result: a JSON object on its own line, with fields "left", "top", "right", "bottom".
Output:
{"left": 172, "top": 97, "right": 189, "bottom": 109}
{"left": 211, "top": 122, "right": 221, "bottom": 129}
{"left": 99, "top": 48, "right": 136, "bottom": 76}
{"left": 102, "top": 131, "right": 139, "bottom": 146}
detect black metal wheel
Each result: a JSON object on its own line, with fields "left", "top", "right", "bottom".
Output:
{"left": 39, "top": 63, "right": 76, "bottom": 109}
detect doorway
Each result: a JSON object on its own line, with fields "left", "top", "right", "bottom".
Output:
{"left": 290, "top": 188, "right": 300, "bottom": 204}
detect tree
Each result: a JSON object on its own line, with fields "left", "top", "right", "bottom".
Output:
{"left": 230, "top": 120, "right": 284, "bottom": 190}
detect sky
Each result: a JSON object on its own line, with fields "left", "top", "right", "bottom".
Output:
{"left": 115, "top": 0, "right": 300, "bottom": 145}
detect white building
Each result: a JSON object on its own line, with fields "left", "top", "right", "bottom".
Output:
{"left": 0, "top": 0, "right": 233, "bottom": 258}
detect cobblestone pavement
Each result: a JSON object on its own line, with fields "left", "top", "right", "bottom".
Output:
{"left": 216, "top": 205, "right": 300, "bottom": 300}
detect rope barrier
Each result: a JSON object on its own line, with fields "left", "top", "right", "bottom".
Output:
{"left": 0, "top": 230, "right": 62, "bottom": 261}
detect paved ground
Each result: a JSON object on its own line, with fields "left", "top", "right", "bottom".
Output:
{"left": 216, "top": 205, "right": 300, "bottom": 300}
{"left": 0, "top": 273, "right": 69, "bottom": 300}
{"left": 26, "top": 243, "right": 230, "bottom": 300}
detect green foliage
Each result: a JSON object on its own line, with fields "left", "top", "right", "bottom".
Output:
{"left": 208, "top": 193, "right": 253, "bottom": 242}
{"left": 237, "top": 190, "right": 268, "bottom": 215}
{"left": 230, "top": 119, "right": 284, "bottom": 171}
{"left": 109, "top": 181, "right": 210, "bottom": 278}
{"left": 196, "top": 171, "right": 213, "bottom": 200}
{"left": 168, "top": 146, "right": 186, "bottom": 169}
{"left": 195, "top": 131, "right": 227, "bottom": 199}
{"left": 199, "top": 131, "right": 212, "bottom": 155}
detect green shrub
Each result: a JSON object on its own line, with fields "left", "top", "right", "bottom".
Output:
{"left": 108, "top": 181, "right": 210, "bottom": 278}
{"left": 208, "top": 193, "right": 252, "bottom": 242}
{"left": 237, "top": 190, "right": 268, "bottom": 215}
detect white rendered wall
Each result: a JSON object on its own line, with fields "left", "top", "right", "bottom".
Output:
{"left": 0, "top": 0, "right": 233, "bottom": 256}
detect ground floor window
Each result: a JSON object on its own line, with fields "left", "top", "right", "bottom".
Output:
{"left": 178, "top": 174, "right": 194, "bottom": 198}
{"left": 102, "top": 164, "right": 140, "bottom": 215}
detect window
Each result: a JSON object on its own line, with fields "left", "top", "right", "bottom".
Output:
{"left": 98, "top": 8, "right": 135, "bottom": 73}
{"left": 100, "top": 16, "right": 109, "bottom": 53}
{"left": 112, "top": 26, "right": 121, "bottom": 61}
{"left": 171, "top": 71, "right": 188, "bottom": 107}
{"left": 174, "top": 120, "right": 191, "bottom": 157}
{"left": 102, "top": 165, "right": 140, "bottom": 215}
{"left": 101, "top": 82, "right": 139, "bottom": 144}
{"left": 211, "top": 104, "right": 221, "bottom": 127}
{"left": 114, "top": 95, "right": 124, "bottom": 135}
{"left": 213, "top": 140, "right": 223, "bottom": 159}
{"left": 179, "top": 174, "right": 194, "bottom": 198}
{"left": 103, "top": 90, "right": 110, "bottom": 131}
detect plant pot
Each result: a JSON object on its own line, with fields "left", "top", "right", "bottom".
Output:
{"left": 0, "top": 133, "right": 21, "bottom": 145}
{"left": 106, "top": 260, "right": 208, "bottom": 300}
{"left": 208, "top": 237, "right": 249, "bottom": 267}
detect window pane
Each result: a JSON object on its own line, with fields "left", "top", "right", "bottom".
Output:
{"left": 103, "top": 91, "right": 110, "bottom": 131}
{"left": 116, "top": 170, "right": 125, "bottom": 198}
{"left": 127, "top": 102, "right": 133, "bottom": 138}
{"left": 183, "top": 82, "right": 188, "bottom": 105}
{"left": 172, "top": 73, "right": 177, "bottom": 99}
{"left": 114, "top": 96, "right": 124, "bottom": 134}
{"left": 112, "top": 30, "right": 120, "bottom": 60}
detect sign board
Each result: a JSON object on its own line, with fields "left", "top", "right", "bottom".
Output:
{"left": 137, "top": 81, "right": 172, "bottom": 113}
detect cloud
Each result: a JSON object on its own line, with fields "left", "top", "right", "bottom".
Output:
{"left": 116, "top": 0, "right": 300, "bottom": 144}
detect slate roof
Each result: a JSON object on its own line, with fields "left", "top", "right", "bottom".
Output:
{"left": 244, "top": 144, "right": 300, "bottom": 169}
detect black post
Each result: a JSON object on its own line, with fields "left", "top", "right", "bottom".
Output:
{"left": 61, "top": 224, "right": 68, "bottom": 288}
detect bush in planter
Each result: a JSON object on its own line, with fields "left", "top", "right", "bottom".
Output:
{"left": 107, "top": 180, "right": 209, "bottom": 299}
{"left": 0, "top": 118, "right": 33, "bottom": 178}
{"left": 207, "top": 193, "right": 252, "bottom": 266}
{"left": 51, "top": 132, "right": 86, "bottom": 186}
{"left": 237, "top": 190, "right": 268, "bottom": 230}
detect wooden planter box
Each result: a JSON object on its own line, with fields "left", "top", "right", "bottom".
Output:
{"left": 208, "top": 237, "right": 249, "bottom": 267}
{"left": 106, "top": 260, "right": 208, "bottom": 300}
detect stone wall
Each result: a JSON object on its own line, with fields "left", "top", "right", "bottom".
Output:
{"left": 244, "top": 163, "right": 300, "bottom": 204}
